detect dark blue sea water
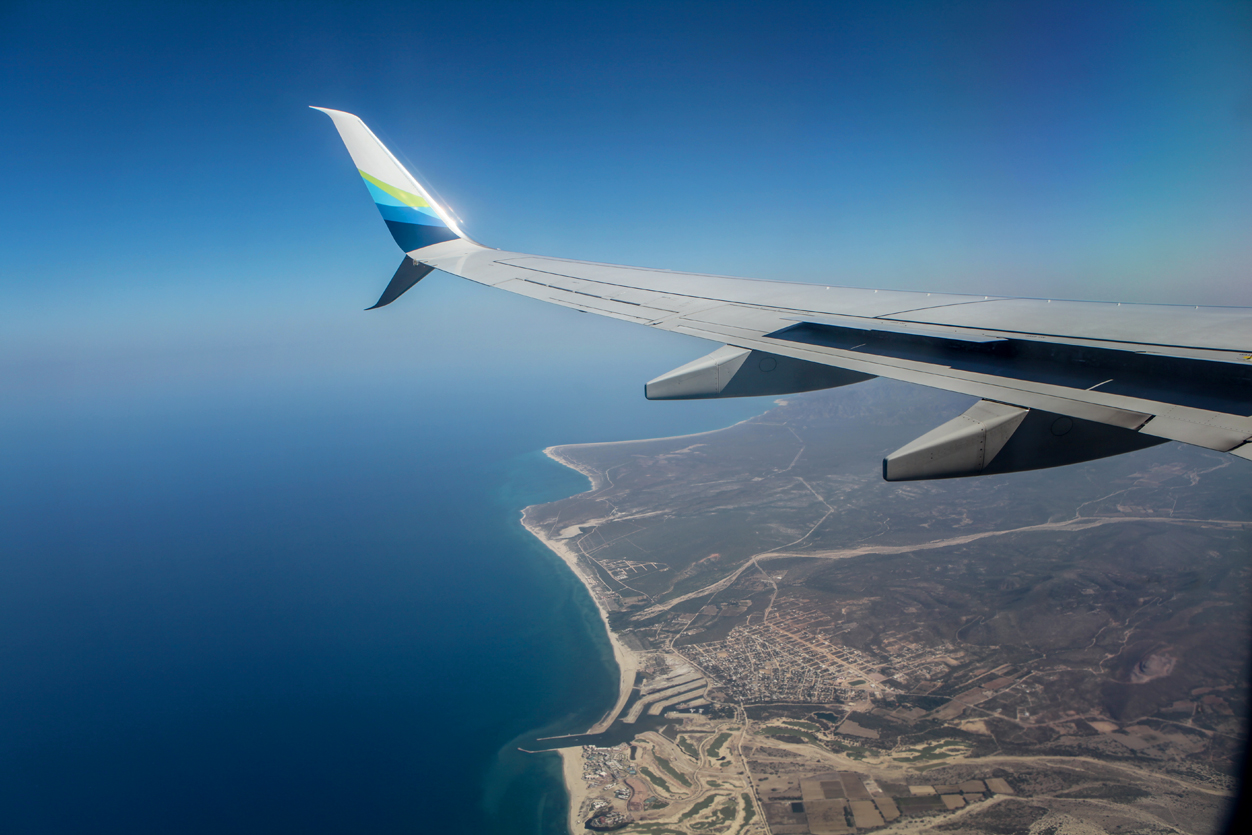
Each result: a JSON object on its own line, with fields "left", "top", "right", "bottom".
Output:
{"left": 0, "top": 371, "right": 764, "bottom": 834}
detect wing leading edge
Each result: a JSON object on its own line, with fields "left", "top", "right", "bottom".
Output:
{"left": 315, "top": 108, "right": 1252, "bottom": 479}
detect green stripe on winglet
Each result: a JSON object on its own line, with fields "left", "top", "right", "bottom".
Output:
{"left": 359, "top": 170, "right": 431, "bottom": 208}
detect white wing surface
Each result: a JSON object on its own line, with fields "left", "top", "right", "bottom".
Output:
{"left": 316, "top": 108, "right": 1252, "bottom": 480}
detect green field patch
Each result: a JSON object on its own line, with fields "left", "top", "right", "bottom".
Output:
{"left": 677, "top": 794, "right": 718, "bottom": 821}
{"left": 707, "top": 732, "right": 733, "bottom": 758}
{"left": 639, "top": 766, "right": 670, "bottom": 793}
{"left": 739, "top": 794, "right": 756, "bottom": 831}
{"left": 893, "top": 751, "right": 953, "bottom": 762}
{"left": 847, "top": 679, "right": 866, "bottom": 687}
{"left": 828, "top": 738, "right": 872, "bottom": 759}
{"left": 780, "top": 719, "right": 822, "bottom": 733}
{"left": 677, "top": 735, "right": 700, "bottom": 760}
{"left": 655, "top": 754, "right": 692, "bottom": 788}
{"left": 892, "top": 742, "right": 969, "bottom": 763}
{"left": 761, "top": 726, "right": 818, "bottom": 744}
{"left": 691, "top": 797, "right": 737, "bottom": 830}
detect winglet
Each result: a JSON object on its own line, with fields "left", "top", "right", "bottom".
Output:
{"left": 368, "top": 258, "right": 435, "bottom": 310}
{"left": 312, "top": 107, "right": 466, "bottom": 252}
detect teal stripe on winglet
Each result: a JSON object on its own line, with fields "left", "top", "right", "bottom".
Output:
{"left": 363, "top": 179, "right": 409, "bottom": 208}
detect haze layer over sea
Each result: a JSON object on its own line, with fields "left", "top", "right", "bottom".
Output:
{"left": 0, "top": 367, "right": 766, "bottom": 834}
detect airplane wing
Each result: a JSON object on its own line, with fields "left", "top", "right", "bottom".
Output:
{"left": 315, "top": 107, "right": 1252, "bottom": 480}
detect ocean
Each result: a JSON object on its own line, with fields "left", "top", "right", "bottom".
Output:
{"left": 0, "top": 370, "right": 766, "bottom": 834}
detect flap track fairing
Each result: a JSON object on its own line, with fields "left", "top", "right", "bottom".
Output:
{"left": 884, "top": 399, "right": 1167, "bottom": 481}
{"left": 645, "top": 345, "right": 874, "bottom": 400}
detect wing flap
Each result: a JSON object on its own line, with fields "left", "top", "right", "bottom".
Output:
{"left": 1141, "top": 409, "right": 1252, "bottom": 451}
{"left": 782, "top": 314, "right": 1008, "bottom": 344}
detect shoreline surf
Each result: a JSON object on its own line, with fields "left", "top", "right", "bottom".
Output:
{"left": 518, "top": 450, "right": 642, "bottom": 835}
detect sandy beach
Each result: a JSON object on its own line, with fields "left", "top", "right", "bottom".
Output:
{"left": 519, "top": 481, "right": 639, "bottom": 734}
{"left": 520, "top": 445, "right": 649, "bottom": 833}
{"left": 556, "top": 746, "right": 589, "bottom": 835}
{"left": 542, "top": 419, "right": 760, "bottom": 491}
{"left": 543, "top": 445, "right": 607, "bottom": 491}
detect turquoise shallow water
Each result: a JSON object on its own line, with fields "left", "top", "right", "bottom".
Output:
{"left": 482, "top": 451, "right": 621, "bottom": 834}
{"left": 0, "top": 373, "right": 765, "bottom": 834}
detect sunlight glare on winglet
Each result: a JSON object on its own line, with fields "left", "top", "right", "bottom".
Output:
{"left": 312, "top": 107, "right": 467, "bottom": 251}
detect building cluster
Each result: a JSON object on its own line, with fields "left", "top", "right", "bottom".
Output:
{"left": 600, "top": 558, "right": 667, "bottom": 581}
{"left": 678, "top": 603, "right": 986, "bottom": 705}
{"left": 873, "top": 628, "right": 963, "bottom": 684}
{"left": 683, "top": 609, "right": 894, "bottom": 703}
{"left": 573, "top": 745, "right": 640, "bottom": 829}
{"left": 580, "top": 743, "right": 635, "bottom": 788}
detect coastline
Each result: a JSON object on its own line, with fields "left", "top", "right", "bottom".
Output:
{"left": 519, "top": 448, "right": 643, "bottom": 835}
{"left": 519, "top": 497, "right": 639, "bottom": 735}
{"left": 542, "top": 413, "right": 766, "bottom": 493}
{"left": 542, "top": 446, "right": 607, "bottom": 492}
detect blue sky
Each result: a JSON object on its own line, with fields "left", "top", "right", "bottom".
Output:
{"left": 3, "top": 0, "right": 1250, "bottom": 402}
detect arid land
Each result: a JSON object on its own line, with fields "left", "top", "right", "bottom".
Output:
{"left": 521, "top": 381, "right": 1251, "bottom": 835}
